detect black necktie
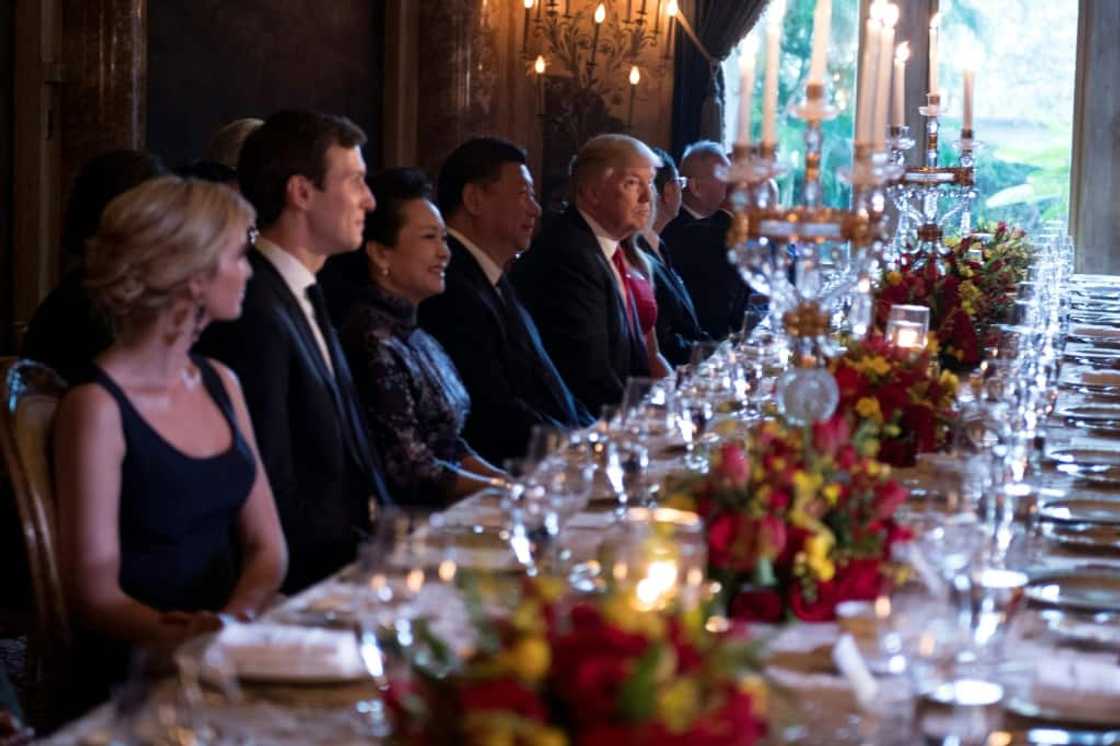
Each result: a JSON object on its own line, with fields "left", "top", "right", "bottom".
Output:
{"left": 305, "top": 283, "right": 392, "bottom": 508}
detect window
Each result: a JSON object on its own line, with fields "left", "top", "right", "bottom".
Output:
{"left": 720, "top": 1, "right": 1079, "bottom": 235}
{"left": 722, "top": 0, "right": 861, "bottom": 208}
{"left": 939, "top": 1, "right": 1078, "bottom": 232}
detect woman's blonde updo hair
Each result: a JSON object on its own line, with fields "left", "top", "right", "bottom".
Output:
{"left": 85, "top": 176, "right": 255, "bottom": 324}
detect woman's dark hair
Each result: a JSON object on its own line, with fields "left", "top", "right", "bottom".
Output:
{"left": 363, "top": 167, "right": 434, "bottom": 247}
{"left": 650, "top": 146, "right": 678, "bottom": 194}
{"left": 62, "top": 149, "right": 166, "bottom": 257}
{"left": 436, "top": 137, "right": 528, "bottom": 218}
{"left": 175, "top": 159, "right": 238, "bottom": 185}
{"left": 237, "top": 110, "right": 367, "bottom": 228}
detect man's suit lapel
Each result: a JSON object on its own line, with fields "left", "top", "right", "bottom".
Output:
{"left": 447, "top": 237, "right": 507, "bottom": 336}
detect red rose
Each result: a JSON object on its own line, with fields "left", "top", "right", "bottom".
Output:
{"left": 707, "top": 513, "right": 743, "bottom": 571}
{"left": 788, "top": 580, "right": 840, "bottom": 622}
{"left": 459, "top": 678, "right": 548, "bottom": 721}
{"left": 729, "top": 587, "right": 784, "bottom": 623}
{"left": 811, "top": 414, "right": 850, "bottom": 457}
{"left": 768, "top": 489, "right": 791, "bottom": 510}
{"left": 873, "top": 480, "right": 908, "bottom": 520}
{"left": 760, "top": 515, "right": 787, "bottom": 557}
{"left": 833, "top": 364, "right": 863, "bottom": 400}
{"left": 833, "top": 558, "right": 885, "bottom": 602}
{"left": 716, "top": 443, "right": 750, "bottom": 486}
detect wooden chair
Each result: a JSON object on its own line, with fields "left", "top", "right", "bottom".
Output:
{"left": 0, "top": 358, "right": 71, "bottom": 722}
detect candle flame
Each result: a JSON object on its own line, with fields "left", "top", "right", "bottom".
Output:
{"left": 929, "top": 11, "right": 940, "bottom": 28}
{"left": 666, "top": 0, "right": 678, "bottom": 18}
{"left": 629, "top": 65, "right": 641, "bottom": 85}
{"left": 874, "top": 595, "right": 891, "bottom": 619}
{"left": 895, "top": 41, "right": 910, "bottom": 63}
{"left": 534, "top": 54, "right": 546, "bottom": 74}
{"left": 524, "top": 0, "right": 534, "bottom": 8}
{"left": 594, "top": 2, "right": 606, "bottom": 23}
{"left": 881, "top": 3, "right": 899, "bottom": 28}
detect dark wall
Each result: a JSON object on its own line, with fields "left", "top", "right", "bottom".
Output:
{"left": 147, "top": 0, "right": 384, "bottom": 171}
{"left": 0, "top": 0, "right": 12, "bottom": 354}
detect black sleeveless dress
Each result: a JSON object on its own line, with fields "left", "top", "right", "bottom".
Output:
{"left": 89, "top": 356, "right": 256, "bottom": 612}
{"left": 71, "top": 358, "right": 257, "bottom": 709}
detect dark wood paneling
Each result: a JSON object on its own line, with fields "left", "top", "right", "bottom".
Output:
{"left": 147, "top": 0, "right": 384, "bottom": 171}
{"left": 0, "top": 0, "right": 13, "bottom": 353}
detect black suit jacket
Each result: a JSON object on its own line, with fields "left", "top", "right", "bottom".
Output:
{"left": 509, "top": 207, "right": 650, "bottom": 415}
{"left": 640, "top": 236, "right": 712, "bottom": 367}
{"left": 671, "top": 210, "right": 759, "bottom": 341}
{"left": 196, "top": 249, "right": 387, "bottom": 593}
{"left": 418, "top": 236, "right": 593, "bottom": 463}
{"left": 658, "top": 208, "right": 700, "bottom": 266}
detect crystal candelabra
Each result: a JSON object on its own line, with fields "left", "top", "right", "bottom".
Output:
{"left": 725, "top": 83, "right": 891, "bottom": 425}
{"left": 890, "top": 93, "right": 980, "bottom": 271}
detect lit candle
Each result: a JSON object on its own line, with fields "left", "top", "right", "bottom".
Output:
{"left": 663, "top": 0, "right": 678, "bottom": 59}
{"left": 761, "top": 0, "right": 786, "bottom": 146}
{"left": 808, "top": 0, "right": 832, "bottom": 86}
{"left": 887, "top": 320, "right": 924, "bottom": 349}
{"left": 535, "top": 54, "right": 547, "bottom": 112}
{"left": 872, "top": 3, "right": 898, "bottom": 150}
{"left": 962, "top": 63, "right": 975, "bottom": 132}
{"left": 855, "top": 1, "right": 883, "bottom": 144}
{"left": 892, "top": 42, "right": 909, "bottom": 128}
{"left": 736, "top": 36, "right": 759, "bottom": 147}
{"left": 522, "top": 0, "right": 534, "bottom": 53}
{"left": 654, "top": 0, "right": 662, "bottom": 33}
{"left": 628, "top": 64, "right": 640, "bottom": 130}
{"left": 928, "top": 12, "right": 940, "bottom": 96}
{"left": 874, "top": 595, "right": 891, "bottom": 619}
{"left": 590, "top": 3, "right": 606, "bottom": 69}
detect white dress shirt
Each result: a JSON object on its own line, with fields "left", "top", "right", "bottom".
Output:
{"left": 577, "top": 208, "right": 627, "bottom": 296}
{"left": 256, "top": 237, "right": 334, "bottom": 375}
{"left": 447, "top": 227, "right": 503, "bottom": 287}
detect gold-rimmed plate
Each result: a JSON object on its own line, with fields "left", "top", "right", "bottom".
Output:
{"left": 1026, "top": 568, "right": 1120, "bottom": 613}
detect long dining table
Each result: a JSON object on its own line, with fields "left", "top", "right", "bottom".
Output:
{"left": 44, "top": 274, "right": 1120, "bottom": 746}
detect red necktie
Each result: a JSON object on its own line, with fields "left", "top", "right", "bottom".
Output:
{"left": 611, "top": 248, "right": 635, "bottom": 324}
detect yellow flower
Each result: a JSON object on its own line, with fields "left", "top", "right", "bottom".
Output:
{"left": 939, "top": 369, "right": 959, "bottom": 394}
{"left": 886, "top": 270, "right": 903, "bottom": 286}
{"left": 855, "top": 396, "right": 883, "bottom": 423}
{"left": 463, "top": 713, "right": 517, "bottom": 746}
{"left": 602, "top": 594, "right": 666, "bottom": 639}
{"left": 524, "top": 726, "right": 568, "bottom": 746}
{"left": 926, "top": 332, "right": 940, "bottom": 356}
{"left": 500, "top": 636, "right": 551, "bottom": 684}
{"left": 883, "top": 423, "right": 901, "bottom": 438}
{"left": 822, "top": 482, "right": 842, "bottom": 505}
{"left": 867, "top": 356, "right": 892, "bottom": 377}
{"left": 771, "top": 457, "right": 787, "bottom": 473}
{"left": 859, "top": 437, "right": 881, "bottom": 458}
{"left": 510, "top": 600, "right": 546, "bottom": 635}
{"left": 657, "top": 677, "right": 701, "bottom": 732}
{"left": 803, "top": 532, "right": 836, "bottom": 582}
{"left": 792, "top": 470, "right": 823, "bottom": 503}
{"left": 664, "top": 492, "right": 697, "bottom": 512}
{"left": 739, "top": 674, "right": 769, "bottom": 718}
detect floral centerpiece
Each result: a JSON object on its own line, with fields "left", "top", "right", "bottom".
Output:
{"left": 875, "top": 221, "right": 1032, "bottom": 369}
{"left": 663, "top": 416, "right": 910, "bottom": 623}
{"left": 389, "top": 577, "right": 768, "bottom": 746}
{"left": 830, "top": 334, "right": 959, "bottom": 467}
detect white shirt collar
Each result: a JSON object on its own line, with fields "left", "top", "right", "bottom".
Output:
{"left": 577, "top": 208, "right": 621, "bottom": 260}
{"left": 256, "top": 237, "right": 318, "bottom": 295}
{"left": 447, "top": 227, "right": 503, "bottom": 287}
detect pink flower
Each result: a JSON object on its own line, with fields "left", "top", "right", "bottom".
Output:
{"left": 716, "top": 443, "right": 750, "bottom": 486}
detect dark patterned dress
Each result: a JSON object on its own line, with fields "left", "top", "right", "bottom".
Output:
{"left": 340, "top": 283, "right": 474, "bottom": 505}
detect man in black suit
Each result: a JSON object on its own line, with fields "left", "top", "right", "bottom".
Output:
{"left": 419, "top": 138, "right": 593, "bottom": 463}
{"left": 659, "top": 140, "right": 730, "bottom": 254}
{"left": 510, "top": 134, "right": 656, "bottom": 414}
{"left": 196, "top": 111, "right": 390, "bottom": 593}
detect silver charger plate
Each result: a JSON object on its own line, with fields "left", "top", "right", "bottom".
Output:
{"left": 1047, "top": 448, "right": 1120, "bottom": 467}
{"left": 1039, "top": 499, "right": 1120, "bottom": 526}
{"left": 1026, "top": 568, "right": 1120, "bottom": 613}
{"left": 1041, "top": 521, "right": 1120, "bottom": 551}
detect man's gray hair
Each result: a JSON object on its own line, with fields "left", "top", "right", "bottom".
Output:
{"left": 569, "top": 133, "right": 661, "bottom": 196}
{"left": 680, "top": 140, "right": 729, "bottom": 175}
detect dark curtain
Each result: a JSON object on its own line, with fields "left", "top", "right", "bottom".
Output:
{"left": 671, "top": 0, "right": 768, "bottom": 158}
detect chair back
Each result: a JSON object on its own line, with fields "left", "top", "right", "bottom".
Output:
{"left": 0, "top": 358, "right": 71, "bottom": 677}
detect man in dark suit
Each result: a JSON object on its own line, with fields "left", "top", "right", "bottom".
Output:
{"left": 640, "top": 147, "right": 711, "bottom": 366}
{"left": 510, "top": 134, "right": 656, "bottom": 414}
{"left": 196, "top": 111, "right": 390, "bottom": 593}
{"left": 419, "top": 138, "right": 593, "bottom": 463}
{"left": 659, "top": 140, "right": 731, "bottom": 254}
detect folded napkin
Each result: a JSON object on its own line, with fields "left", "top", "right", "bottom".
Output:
{"left": 209, "top": 623, "right": 365, "bottom": 682}
{"left": 1074, "top": 325, "right": 1120, "bottom": 339}
{"left": 1031, "top": 651, "right": 1120, "bottom": 721}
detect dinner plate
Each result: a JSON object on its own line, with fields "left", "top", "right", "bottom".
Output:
{"left": 1058, "top": 404, "right": 1120, "bottom": 422}
{"left": 1047, "top": 448, "right": 1120, "bottom": 467}
{"left": 1005, "top": 694, "right": 1120, "bottom": 728}
{"left": 1040, "top": 608, "right": 1120, "bottom": 648}
{"left": 1077, "top": 370, "right": 1120, "bottom": 388}
{"left": 1041, "top": 521, "right": 1120, "bottom": 551}
{"left": 1057, "top": 463, "right": 1120, "bottom": 484}
{"left": 1038, "top": 499, "right": 1120, "bottom": 526}
{"left": 1026, "top": 568, "right": 1120, "bottom": 613}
